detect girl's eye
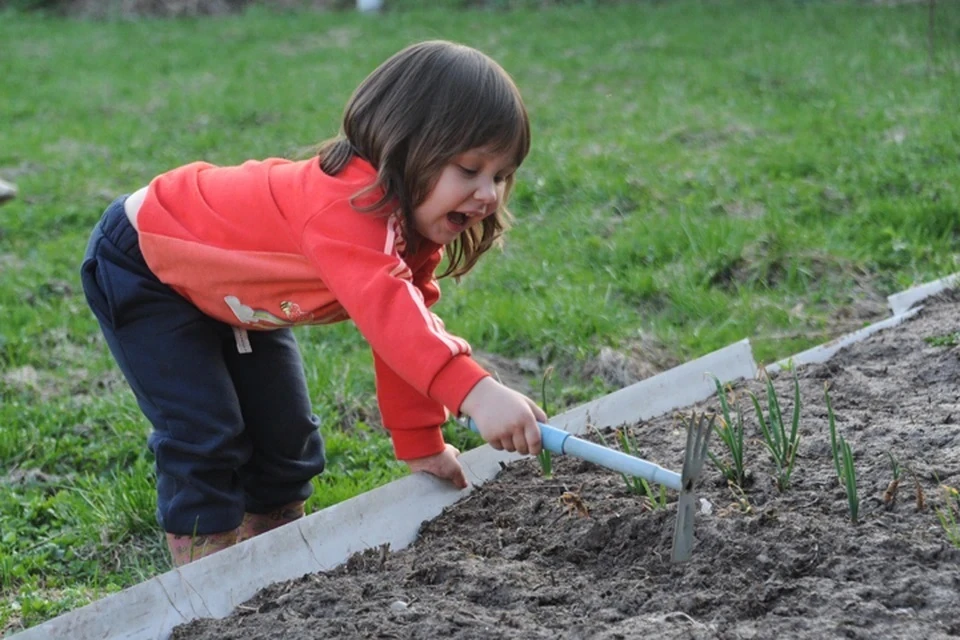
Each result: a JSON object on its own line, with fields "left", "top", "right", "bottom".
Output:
{"left": 457, "top": 165, "right": 478, "bottom": 176}
{"left": 494, "top": 174, "right": 511, "bottom": 184}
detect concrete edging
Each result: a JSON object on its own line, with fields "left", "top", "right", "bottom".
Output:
{"left": 887, "top": 272, "right": 960, "bottom": 316}
{"left": 12, "top": 274, "right": 958, "bottom": 640}
{"left": 765, "top": 308, "right": 922, "bottom": 375}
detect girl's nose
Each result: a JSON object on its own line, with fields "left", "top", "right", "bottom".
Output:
{"left": 474, "top": 179, "right": 498, "bottom": 204}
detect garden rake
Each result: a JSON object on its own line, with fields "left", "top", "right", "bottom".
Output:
{"left": 465, "top": 412, "right": 714, "bottom": 562}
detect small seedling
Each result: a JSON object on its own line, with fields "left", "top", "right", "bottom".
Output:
{"left": 537, "top": 367, "right": 555, "bottom": 479}
{"left": 598, "top": 426, "right": 668, "bottom": 510}
{"left": 637, "top": 476, "right": 668, "bottom": 511}
{"left": 824, "top": 382, "right": 843, "bottom": 486}
{"left": 616, "top": 428, "right": 668, "bottom": 508}
{"left": 750, "top": 367, "right": 801, "bottom": 491}
{"left": 707, "top": 375, "right": 747, "bottom": 488}
{"left": 824, "top": 383, "right": 859, "bottom": 523}
{"left": 614, "top": 428, "right": 646, "bottom": 496}
{"left": 935, "top": 485, "right": 960, "bottom": 548}
{"left": 882, "top": 451, "right": 901, "bottom": 508}
{"left": 839, "top": 438, "right": 859, "bottom": 524}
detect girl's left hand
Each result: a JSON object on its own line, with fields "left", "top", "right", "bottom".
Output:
{"left": 404, "top": 444, "right": 468, "bottom": 489}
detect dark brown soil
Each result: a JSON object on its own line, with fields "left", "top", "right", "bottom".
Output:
{"left": 172, "top": 291, "right": 960, "bottom": 640}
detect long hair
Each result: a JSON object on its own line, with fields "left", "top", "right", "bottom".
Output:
{"left": 317, "top": 40, "right": 531, "bottom": 279}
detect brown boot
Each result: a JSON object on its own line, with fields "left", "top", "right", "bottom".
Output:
{"left": 166, "top": 528, "right": 239, "bottom": 567}
{"left": 238, "top": 501, "right": 305, "bottom": 542}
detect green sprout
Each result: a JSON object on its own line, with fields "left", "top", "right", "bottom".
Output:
{"left": 825, "top": 383, "right": 859, "bottom": 523}
{"left": 537, "top": 366, "right": 555, "bottom": 479}
{"left": 887, "top": 451, "right": 901, "bottom": 482}
{"left": 595, "top": 426, "right": 668, "bottom": 510}
{"left": 707, "top": 375, "right": 747, "bottom": 488}
{"left": 936, "top": 485, "right": 960, "bottom": 548}
{"left": 618, "top": 427, "right": 668, "bottom": 510}
{"left": 750, "top": 367, "right": 801, "bottom": 492}
{"left": 642, "top": 479, "right": 668, "bottom": 511}
{"left": 839, "top": 438, "right": 859, "bottom": 524}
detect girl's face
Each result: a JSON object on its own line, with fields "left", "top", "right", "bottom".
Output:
{"left": 413, "top": 147, "right": 516, "bottom": 246}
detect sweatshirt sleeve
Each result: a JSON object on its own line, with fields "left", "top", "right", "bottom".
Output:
{"left": 300, "top": 206, "right": 488, "bottom": 459}
{"left": 411, "top": 249, "right": 442, "bottom": 309}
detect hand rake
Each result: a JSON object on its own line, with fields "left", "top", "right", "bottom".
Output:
{"left": 465, "top": 412, "right": 713, "bottom": 562}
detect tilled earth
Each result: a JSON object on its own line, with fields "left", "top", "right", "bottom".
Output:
{"left": 173, "top": 291, "right": 960, "bottom": 640}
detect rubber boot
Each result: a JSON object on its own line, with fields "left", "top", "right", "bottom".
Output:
{"left": 238, "top": 501, "right": 305, "bottom": 542}
{"left": 165, "top": 528, "right": 240, "bottom": 567}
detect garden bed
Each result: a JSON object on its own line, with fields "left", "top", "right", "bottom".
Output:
{"left": 173, "top": 291, "right": 960, "bottom": 639}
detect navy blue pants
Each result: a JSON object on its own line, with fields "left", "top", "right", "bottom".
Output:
{"left": 80, "top": 196, "right": 326, "bottom": 535}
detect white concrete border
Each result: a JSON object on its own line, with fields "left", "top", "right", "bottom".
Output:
{"left": 10, "top": 341, "right": 755, "bottom": 640}
{"left": 765, "top": 308, "right": 922, "bottom": 375}
{"left": 550, "top": 339, "right": 757, "bottom": 434}
{"left": 887, "top": 272, "right": 960, "bottom": 316}
{"left": 10, "top": 276, "right": 954, "bottom": 640}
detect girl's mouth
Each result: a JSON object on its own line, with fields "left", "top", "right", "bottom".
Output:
{"left": 447, "top": 212, "right": 468, "bottom": 227}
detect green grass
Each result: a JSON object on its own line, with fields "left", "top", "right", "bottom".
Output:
{"left": 2, "top": 0, "right": 959, "bottom": 633}
{"left": 925, "top": 330, "right": 960, "bottom": 346}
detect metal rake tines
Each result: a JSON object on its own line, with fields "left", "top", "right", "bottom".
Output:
{"left": 681, "top": 411, "right": 715, "bottom": 485}
{"left": 671, "top": 410, "right": 716, "bottom": 563}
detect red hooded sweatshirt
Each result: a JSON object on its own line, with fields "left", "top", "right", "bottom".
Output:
{"left": 135, "top": 156, "right": 488, "bottom": 460}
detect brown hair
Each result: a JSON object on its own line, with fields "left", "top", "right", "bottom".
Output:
{"left": 318, "top": 40, "right": 530, "bottom": 279}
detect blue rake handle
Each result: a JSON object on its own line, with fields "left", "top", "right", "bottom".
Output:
{"left": 465, "top": 418, "right": 681, "bottom": 491}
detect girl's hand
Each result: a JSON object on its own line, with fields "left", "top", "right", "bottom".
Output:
{"left": 460, "top": 377, "right": 547, "bottom": 456}
{"left": 404, "top": 444, "right": 468, "bottom": 489}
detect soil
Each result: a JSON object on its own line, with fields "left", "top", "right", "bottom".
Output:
{"left": 172, "top": 291, "right": 960, "bottom": 640}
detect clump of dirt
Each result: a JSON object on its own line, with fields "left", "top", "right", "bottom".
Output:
{"left": 173, "top": 290, "right": 960, "bottom": 640}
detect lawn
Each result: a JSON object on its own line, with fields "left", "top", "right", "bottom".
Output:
{"left": 1, "top": 0, "right": 958, "bottom": 634}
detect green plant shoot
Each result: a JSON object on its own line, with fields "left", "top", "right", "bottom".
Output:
{"left": 604, "top": 427, "right": 667, "bottom": 509}
{"left": 886, "top": 451, "right": 901, "bottom": 482}
{"left": 936, "top": 486, "right": 960, "bottom": 548}
{"left": 707, "top": 375, "right": 747, "bottom": 487}
{"left": 824, "top": 383, "right": 859, "bottom": 523}
{"left": 750, "top": 367, "right": 801, "bottom": 491}
{"left": 839, "top": 436, "right": 859, "bottom": 524}
{"left": 614, "top": 428, "right": 645, "bottom": 496}
{"left": 537, "top": 366, "right": 555, "bottom": 479}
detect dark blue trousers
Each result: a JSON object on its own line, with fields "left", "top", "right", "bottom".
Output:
{"left": 80, "top": 197, "right": 325, "bottom": 535}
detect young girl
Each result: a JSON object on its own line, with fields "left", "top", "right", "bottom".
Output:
{"left": 80, "top": 40, "right": 547, "bottom": 566}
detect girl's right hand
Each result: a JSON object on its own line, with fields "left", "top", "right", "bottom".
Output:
{"left": 460, "top": 377, "right": 546, "bottom": 456}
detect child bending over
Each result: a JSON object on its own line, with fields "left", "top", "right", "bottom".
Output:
{"left": 80, "top": 39, "right": 546, "bottom": 566}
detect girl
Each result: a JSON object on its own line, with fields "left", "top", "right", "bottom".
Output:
{"left": 80, "top": 40, "right": 547, "bottom": 566}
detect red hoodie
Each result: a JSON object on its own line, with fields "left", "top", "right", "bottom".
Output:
{"left": 135, "top": 156, "right": 489, "bottom": 460}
